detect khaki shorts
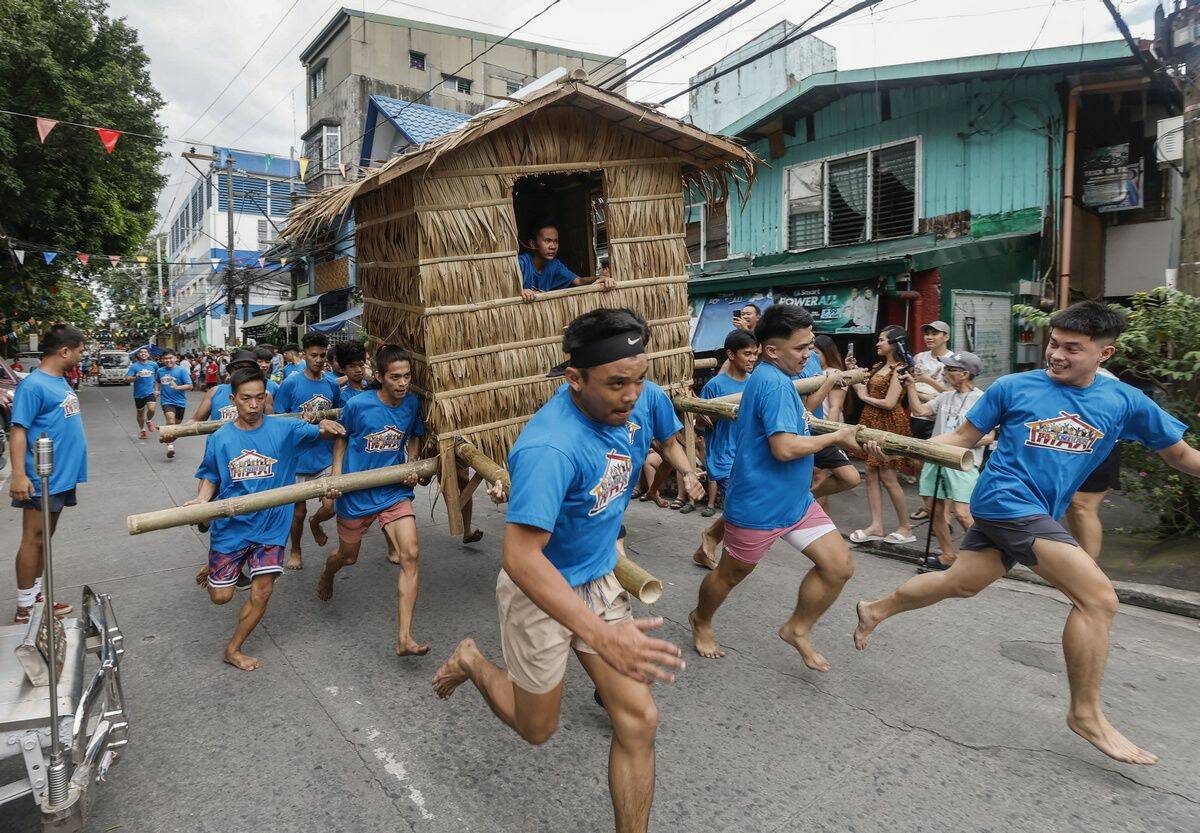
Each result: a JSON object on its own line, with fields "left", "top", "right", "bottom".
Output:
{"left": 496, "top": 569, "right": 633, "bottom": 695}
{"left": 296, "top": 467, "right": 332, "bottom": 483}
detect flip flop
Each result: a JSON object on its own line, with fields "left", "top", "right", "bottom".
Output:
{"left": 700, "top": 506, "right": 716, "bottom": 517}
{"left": 909, "top": 508, "right": 929, "bottom": 521}
{"left": 668, "top": 498, "right": 687, "bottom": 510}
{"left": 849, "top": 529, "right": 884, "bottom": 544}
{"left": 883, "top": 532, "right": 917, "bottom": 544}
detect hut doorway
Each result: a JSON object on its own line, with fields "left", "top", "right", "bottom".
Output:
{"left": 512, "top": 171, "right": 608, "bottom": 279}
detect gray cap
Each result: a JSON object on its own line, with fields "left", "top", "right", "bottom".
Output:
{"left": 922, "top": 320, "right": 951, "bottom": 334}
{"left": 940, "top": 350, "right": 981, "bottom": 375}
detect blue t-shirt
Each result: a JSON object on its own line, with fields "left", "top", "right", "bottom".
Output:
{"left": 966, "top": 370, "right": 1186, "bottom": 521}
{"left": 282, "top": 361, "right": 305, "bottom": 379}
{"left": 723, "top": 362, "right": 816, "bottom": 530}
{"left": 156, "top": 366, "right": 191, "bottom": 408}
{"left": 518, "top": 252, "right": 578, "bottom": 292}
{"left": 339, "top": 384, "right": 372, "bottom": 407}
{"left": 126, "top": 361, "right": 159, "bottom": 398}
{"left": 272, "top": 370, "right": 341, "bottom": 474}
{"left": 334, "top": 390, "right": 425, "bottom": 518}
{"left": 196, "top": 418, "right": 324, "bottom": 552}
{"left": 796, "top": 352, "right": 826, "bottom": 419}
{"left": 507, "top": 381, "right": 681, "bottom": 587}
{"left": 700, "top": 371, "right": 748, "bottom": 481}
{"left": 11, "top": 370, "right": 88, "bottom": 497}
{"left": 210, "top": 380, "right": 278, "bottom": 422}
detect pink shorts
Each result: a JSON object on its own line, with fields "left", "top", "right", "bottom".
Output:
{"left": 335, "top": 500, "right": 415, "bottom": 545}
{"left": 724, "top": 503, "right": 838, "bottom": 565}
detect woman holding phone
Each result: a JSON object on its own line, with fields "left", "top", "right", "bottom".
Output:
{"left": 848, "top": 325, "right": 914, "bottom": 544}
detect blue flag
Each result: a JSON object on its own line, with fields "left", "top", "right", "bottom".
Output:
{"left": 43, "top": 251, "right": 58, "bottom": 265}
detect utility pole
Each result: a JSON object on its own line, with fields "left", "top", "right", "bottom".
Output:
{"left": 224, "top": 157, "right": 237, "bottom": 344}
{"left": 1178, "top": 12, "right": 1200, "bottom": 296}
{"left": 155, "top": 233, "right": 164, "bottom": 320}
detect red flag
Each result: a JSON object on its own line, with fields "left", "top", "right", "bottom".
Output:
{"left": 75, "top": 253, "right": 90, "bottom": 266}
{"left": 108, "top": 255, "right": 121, "bottom": 267}
{"left": 36, "top": 118, "right": 58, "bottom": 143}
{"left": 95, "top": 128, "right": 121, "bottom": 154}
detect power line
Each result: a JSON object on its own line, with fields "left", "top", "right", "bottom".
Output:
{"left": 589, "top": 0, "right": 722, "bottom": 88}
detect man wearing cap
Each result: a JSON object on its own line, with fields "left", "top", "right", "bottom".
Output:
{"left": 432, "top": 308, "right": 700, "bottom": 833}
{"left": 902, "top": 351, "right": 991, "bottom": 569}
{"left": 908, "top": 320, "right": 954, "bottom": 520}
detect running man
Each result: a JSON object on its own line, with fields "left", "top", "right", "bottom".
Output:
{"left": 8, "top": 325, "right": 87, "bottom": 624}
{"left": 432, "top": 308, "right": 701, "bottom": 833}
{"left": 156, "top": 349, "right": 193, "bottom": 460}
{"left": 853, "top": 301, "right": 1198, "bottom": 765}
{"left": 126, "top": 347, "right": 159, "bottom": 439}
{"left": 316, "top": 344, "right": 429, "bottom": 655}
{"left": 689, "top": 305, "right": 867, "bottom": 670}
{"left": 187, "top": 365, "right": 345, "bottom": 671}
{"left": 272, "top": 332, "right": 342, "bottom": 570}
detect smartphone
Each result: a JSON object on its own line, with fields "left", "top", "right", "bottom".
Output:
{"left": 892, "top": 333, "right": 916, "bottom": 373}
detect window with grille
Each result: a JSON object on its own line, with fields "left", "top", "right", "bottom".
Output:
{"left": 309, "top": 65, "right": 326, "bottom": 99}
{"left": 322, "top": 125, "right": 341, "bottom": 169}
{"left": 786, "top": 162, "right": 823, "bottom": 250}
{"left": 871, "top": 142, "right": 917, "bottom": 239}
{"left": 506, "top": 79, "right": 522, "bottom": 95}
{"left": 409, "top": 51, "right": 425, "bottom": 70}
{"left": 827, "top": 155, "right": 868, "bottom": 245}
{"left": 442, "top": 74, "right": 471, "bottom": 94}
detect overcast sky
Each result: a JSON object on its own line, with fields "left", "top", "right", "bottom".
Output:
{"left": 101, "top": 0, "right": 1160, "bottom": 233}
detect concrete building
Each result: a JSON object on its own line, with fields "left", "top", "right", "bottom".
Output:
{"left": 298, "top": 7, "right": 625, "bottom": 192}
{"left": 167, "top": 148, "right": 304, "bottom": 350}
{"left": 687, "top": 21, "right": 836, "bottom": 134}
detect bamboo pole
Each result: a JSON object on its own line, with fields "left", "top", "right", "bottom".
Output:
{"left": 158, "top": 409, "right": 343, "bottom": 442}
{"left": 693, "top": 357, "right": 717, "bottom": 370}
{"left": 126, "top": 458, "right": 439, "bottom": 535}
{"left": 708, "top": 368, "right": 868, "bottom": 404}
{"left": 613, "top": 558, "right": 662, "bottom": 604}
{"left": 454, "top": 439, "right": 510, "bottom": 496}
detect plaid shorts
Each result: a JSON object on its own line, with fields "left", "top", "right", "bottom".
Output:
{"left": 208, "top": 544, "right": 285, "bottom": 589}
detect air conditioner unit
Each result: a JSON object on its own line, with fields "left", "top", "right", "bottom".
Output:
{"left": 1156, "top": 116, "right": 1183, "bottom": 165}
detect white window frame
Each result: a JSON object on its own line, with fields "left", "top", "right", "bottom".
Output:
{"left": 441, "top": 74, "right": 471, "bottom": 95}
{"left": 309, "top": 63, "right": 326, "bottom": 100}
{"left": 687, "top": 201, "right": 707, "bottom": 267}
{"left": 781, "top": 135, "right": 922, "bottom": 253}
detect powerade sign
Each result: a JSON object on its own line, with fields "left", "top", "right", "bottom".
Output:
{"left": 690, "top": 280, "right": 880, "bottom": 352}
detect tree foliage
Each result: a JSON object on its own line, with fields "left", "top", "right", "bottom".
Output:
{"left": 0, "top": 0, "right": 165, "bottom": 340}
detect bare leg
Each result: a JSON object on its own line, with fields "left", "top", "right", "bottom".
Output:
{"left": 578, "top": 651, "right": 659, "bottom": 833}
{"left": 705, "top": 479, "right": 718, "bottom": 510}
{"left": 287, "top": 501, "right": 306, "bottom": 570}
{"left": 1029, "top": 538, "right": 1156, "bottom": 765}
{"left": 135, "top": 406, "right": 146, "bottom": 433}
{"left": 813, "top": 464, "right": 859, "bottom": 500}
{"left": 309, "top": 497, "right": 334, "bottom": 548}
{"left": 15, "top": 508, "right": 59, "bottom": 592}
{"left": 145, "top": 399, "right": 157, "bottom": 427}
{"left": 221, "top": 573, "right": 277, "bottom": 671}
{"left": 861, "top": 466, "right": 885, "bottom": 537}
{"left": 431, "top": 638, "right": 564, "bottom": 744}
{"left": 853, "top": 548, "right": 1007, "bottom": 650}
{"left": 777, "top": 530, "right": 855, "bottom": 672}
{"left": 931, "top": 501, "right": 956, "bottom": 565}
{"left": 689, "top": 551, "right": 756, "bottom": 658}
{"left": 646, "top": 458, "right": 673, "bottom": 507}
{"left": 879, "top": 469, "right": 913, "bottom": 537}
{"left": 316, "top": 539, "right": 362, "bottom": 601}
{"left": 693, "top": 517, "right": 724, "bottom": 569}
{"left": 1065, "top": 490, "right": 1106, "bottom": 561}
{"left": 382, "top": 517, "right": 428, "bottom": 655}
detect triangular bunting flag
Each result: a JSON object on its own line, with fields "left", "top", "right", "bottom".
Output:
{"left": 75, "top": 253, "right": 90, "bottom": 266}
{"left": 108, "top": 255, "right": 121, "bottom": 267}
{"left": 298, "top": 158, "right": 310, "bottom": 179}
{"left": 280, "top": 258, "right": 288, "bottom": 267}
{"left": 337, "top": 163, "right": 346, "bottom": 178}
{"left": 36, "top": 118, "right": 58, "bottom": 143}
{"left": 43, "top": 251, "right": 57, "bottom": 265}
{"left": 211, "top": 258, "right": 220, "bottom": 270}
{"left": 13, "top": 250, "right": 24, "bottom": 265}
{"left": 95, "top": 128, "right": 121, "bottom": 154}
{"left": 257, "top": 257, "right": 265, "bottom": 268}
{"left": 136, "top": 255, "right": 149, "bottom": 266}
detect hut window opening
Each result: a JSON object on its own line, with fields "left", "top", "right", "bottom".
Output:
{"left": 513, "top": 170, "right": 607, "bottom": 280}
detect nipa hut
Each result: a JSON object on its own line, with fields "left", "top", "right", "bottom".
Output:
{"left": 284, "top": 71, "right": 757, "bottom": 531}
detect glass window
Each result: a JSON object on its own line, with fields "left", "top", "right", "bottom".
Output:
{"left": 410, "top": 51, "right": 425, "bottom": 70}
{"left": 309, "top": 64, "right": 326, "bottom": 99}
{"left": 827, "top": 155, "right": 869, "bottom": 246}
{"left": 442, "top": 74, "right": 471, "bottom": 94}
{"left": 872, "top": 142, "right": 917, "bottom": 240}
{"left": 506, "top": 79, "right": 522, "bottom": 95}
{"left": 785, "top": 162, "right": 824, "bottom": 250}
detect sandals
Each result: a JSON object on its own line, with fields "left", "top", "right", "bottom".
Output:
{"left": 909, "top": 508, "right": 929, "bottom": 521}
{"left": 700, "top": 506, "right": 716, "bottom": 518}
{"left": 849, "top": 529, "right": 884, "bottom": 543}
{"left": 668, "top": 498, "right": 687, "bottom": 510}
{"left": 883, "top": 531, "right": 917, "bottom": 544}
{"left": 917, "top": 555, "right": 951, "bottom": 572}
{"left": 678, "top": 502, "right": 697, "bottom": 514}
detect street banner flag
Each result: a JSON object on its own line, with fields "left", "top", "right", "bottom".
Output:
{"left": 95, "top": 128, "right": 121, "bottom": 154}
{"left": 35, "top": 117, "right": 58, "bottom": 143}
{"left": 265, "top": 154, "right": 274, "bottom": 167}
{"left": 13, "top": 250, "right": 24, "bottom": 264}
{"left": 108, "top": 255, "right": 121, "bottom": 267}
{"left": 299, "top": 158, "right": 310, "bottom": 179}
{"left": 75, "top": 253, "right": 89, "bottom": 266}
{"left": 43, "top": 251, "right": 57, "bottom": 265}
{"left": 136, "top": 255, "right": 149, "bottom": 266}
{"left": 218, "top": 148, "right": 229, "bottom": 167}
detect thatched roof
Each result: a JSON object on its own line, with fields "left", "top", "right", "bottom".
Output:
{"left": 283, "top": 77, "right": 758, "bottom": 245}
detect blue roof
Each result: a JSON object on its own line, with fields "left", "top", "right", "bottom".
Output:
{"left": 370, "top": 96, "right": 470, "bottom": 145}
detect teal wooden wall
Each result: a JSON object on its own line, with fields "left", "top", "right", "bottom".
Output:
{"left": 732, "top": 74, "right": 1064, "bottom": 256}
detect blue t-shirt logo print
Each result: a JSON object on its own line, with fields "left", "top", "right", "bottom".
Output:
{"left": 1024, "top": 411, "right": 1105, "bottom": 454}
{"left": 625, "top": 420, "right": 640, "bottom": 445}
{"left": 228, "top": 450, "right": 277, "bottom": 481}
{"left": 588, "top": 450, "right": 633, "bottom": 517}
{"left": 364, "top": 425, "right": 405, "bottom": 453}
{"left": 61, "top": 393, "right": 81, "bottom": 417}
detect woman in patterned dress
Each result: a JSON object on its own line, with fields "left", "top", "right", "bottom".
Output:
{"left": 848, "top": 325, "right": 915, "bottom": 544}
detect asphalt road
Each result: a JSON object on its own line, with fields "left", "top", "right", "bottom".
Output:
{"left": 2, "top": 383, "right": 1198, "bottom": 832}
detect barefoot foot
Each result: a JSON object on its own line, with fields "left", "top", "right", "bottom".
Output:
{"left": 195, "top": 565, "right": 209, "bottom": 587}
{"left": 397, "top": 637, "right": 431, "bottom": 657}
{"left": 309, "top": 519, "right": 328, "bottom": 548}
{"left": 315, "top": 571, "right": 335, "bottom": 602}
{"left": 692, "top": 547, "right": 717, "bottom": 570}
{"left": 853, "top": 601, "right": 879, "bottom": 651}
{"left": 779, "top": 625, "right": 831, "bottom": 672}
{"left": 286, "top": 550, "right": 303, "bottom": 571}
{"left": 432, "top": 638, "right": 476, "bottom": 699}
{"left": 224, "top": 646, "right": 261, "bottom": 671}
{"left": 689, "top": 610, "right": 725, "bottom": 658}
{"left": 1067, "top": 711, "right": 1158, "bottom": 765}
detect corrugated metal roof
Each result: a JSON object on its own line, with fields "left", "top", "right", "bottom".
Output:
{"left": 370, "top": 96, "right": 471, "bottom": 146}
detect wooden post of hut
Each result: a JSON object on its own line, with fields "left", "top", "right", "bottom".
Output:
{"left": 282, "top": 74, "right": 757, "bottom": 535}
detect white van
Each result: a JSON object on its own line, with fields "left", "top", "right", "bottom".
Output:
{"left": 97, "top": 350, "right": 131, "bottom": 385}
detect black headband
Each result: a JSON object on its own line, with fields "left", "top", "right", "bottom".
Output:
{"left": 547, "top": 329, "right": 647, "bottom": 377}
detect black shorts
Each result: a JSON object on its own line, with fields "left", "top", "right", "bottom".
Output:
{"left": 134, "top": 395, "right": 157, "bottom": 409}
{"left": 1078, "top": 446, "right": 1121, "bottom": 493}
{"left": 814, "top": 445, "right": 853, "bottom": 471}
{"left": 961, "top": 514, "right": 1079, "bottom": 570}
{"left": 160, "top": 404, "right": 186, "bottom": 420}
{"left": 909, "top": 416, "right": 935, "bottom": 441}
{"left": 618, "top": 525, "right": 626, "bottom": 540}
{"left": 11, "top": 488, "right": 77, "bottom": 513}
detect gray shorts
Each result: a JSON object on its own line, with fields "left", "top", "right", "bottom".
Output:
{"left": 961, "top": 515, "right": 1079, "bottom": 570}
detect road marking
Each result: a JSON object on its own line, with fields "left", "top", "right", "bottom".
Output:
{"left": 373, "top": 746, "right": 434, "bottom": 820}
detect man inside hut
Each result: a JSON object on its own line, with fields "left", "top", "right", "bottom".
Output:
{"left": 519, "top": 219, "right": 615, "bottom": 300}
{"left": 432, "top": 308, "right": 702, "bottom": 833}
{"left": 186, "top": 365, "right": 344, "bottom": 670}
{"left": 853, "top": 301, "right": 1200, "bottom": 766}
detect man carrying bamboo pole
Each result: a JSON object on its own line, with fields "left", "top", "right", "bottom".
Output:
{"left": 186, "top": 365, "right": 345, "bottom": 671}
{"left": 689, "top": 304, "right": 872, "bottom": 671}
{"left": 432, "top": 308, "right": 700, "bottom": 833}
{"left": 315, "top": 345, "right": 429, "bottom": 657}
{"left": 853, "top": 301, "right": 1200, "bottom": 766}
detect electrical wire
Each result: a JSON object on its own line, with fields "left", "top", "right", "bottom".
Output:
{"left": 589, "top": 0, "right": 722, "bottom": 88}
